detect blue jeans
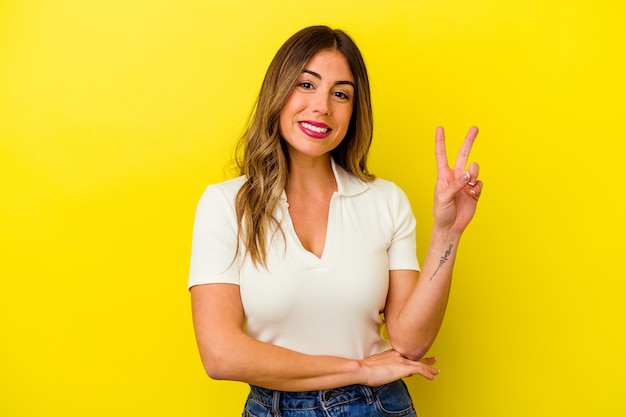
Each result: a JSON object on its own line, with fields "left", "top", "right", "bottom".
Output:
{"left": 242, "top": 379, "right": 417, "bottom": 416}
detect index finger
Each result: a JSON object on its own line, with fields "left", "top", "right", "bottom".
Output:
{"left": 435, "top": 126, "right": 449, "bottom": 171}
{"left": 453, "top": 126, "right": 479, "bottom": 171}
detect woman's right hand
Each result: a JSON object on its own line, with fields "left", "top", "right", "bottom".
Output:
{"left": 357, "top": 350, "right": 440, "bottom": 386}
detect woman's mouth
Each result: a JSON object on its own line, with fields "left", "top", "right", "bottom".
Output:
{"left": 298, "top": 121, "right": 332, "bottom": 138}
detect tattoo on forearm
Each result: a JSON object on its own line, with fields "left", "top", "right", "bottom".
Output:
{"left": 429, "top": 244, "right": 454, "bottom": 281}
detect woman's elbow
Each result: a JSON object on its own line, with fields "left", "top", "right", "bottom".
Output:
{"left": 203, "top": 360, "right": 227, "bottom": 380}
{"left": 389, "top": 335, "right": 433, "bottom": 361}
{"left": 395, "top": 345, "right": 429, "bottom": 361}
{"left": 199, "top": 347, "right": 236, "bottom": 381}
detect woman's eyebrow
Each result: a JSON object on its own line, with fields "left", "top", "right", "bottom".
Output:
{"left": 302, "top": 69, "right": 355, "bottom": 88}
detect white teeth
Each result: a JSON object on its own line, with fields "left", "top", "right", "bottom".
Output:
{"left": 300, "top": 122, "right": 329, "bottom": 133}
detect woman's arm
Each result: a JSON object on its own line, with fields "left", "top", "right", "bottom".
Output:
{"left": 191, "top": 283, "right": 440, "bottom": 391}
{"left": 385, "top": 126, "right": 483, "bottom": 360}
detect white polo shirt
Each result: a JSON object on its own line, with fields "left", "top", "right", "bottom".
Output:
{"left": 188, "top": 159, "right": 420, "bottom": 360}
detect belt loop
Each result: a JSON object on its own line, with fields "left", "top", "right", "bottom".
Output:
{"left": 359, "top": 384, "right": 375, "bottom": 405}
{"left": 270, "top": 389, "right": 282, "bottom": 416}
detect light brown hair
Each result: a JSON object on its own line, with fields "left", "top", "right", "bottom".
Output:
{"left": 235, "top": 26, "right": 374, "bottom": 267}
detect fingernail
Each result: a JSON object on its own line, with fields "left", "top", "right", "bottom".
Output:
{"left": 461, "top": 171, "right": 470, "bottom": 182}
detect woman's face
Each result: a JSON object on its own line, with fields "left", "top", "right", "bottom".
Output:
{"left": 279, "top": 49, "right": 355, "bottom": 162}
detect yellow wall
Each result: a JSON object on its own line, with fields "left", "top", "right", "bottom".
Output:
{"left": 1, "top": 0, "right": 624, "bottom": 415}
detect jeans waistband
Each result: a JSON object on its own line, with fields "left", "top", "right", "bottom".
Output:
{"left": 249, "top": 383, "right": 377, "bottom": 411}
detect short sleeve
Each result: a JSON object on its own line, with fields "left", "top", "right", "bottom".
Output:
{"left": 387, "top": 184, "right": 420, "bottom": 272}
{"left": 188, "top": 183, "right": 241, "bottom": 289}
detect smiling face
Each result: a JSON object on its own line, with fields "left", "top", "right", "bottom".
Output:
{"left": 279, "top": 49, "right": 355, "bottom": 163}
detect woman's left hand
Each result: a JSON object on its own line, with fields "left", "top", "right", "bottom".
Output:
{"left": 432, "top": 126, "right": 483, "bottom": 235}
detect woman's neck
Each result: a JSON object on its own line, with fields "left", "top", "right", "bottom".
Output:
{"left": 286, "top": 154, "right": 337, "bottom": 196}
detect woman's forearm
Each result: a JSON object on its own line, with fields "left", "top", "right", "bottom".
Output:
{"left": 386, "top": 228, "right": 463, "bottom": 360}
{"left": 387, "top": 126, "right": 483, "bottom": 359}
{"left": 199, "top": 330, "right": 441, "bottom": 390}
{"left": 199, "top": 330, "right": 364, "bottom": 391}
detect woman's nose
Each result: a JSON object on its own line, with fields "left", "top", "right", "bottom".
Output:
{"left": 311, "top": 92, "right": 330, "bottom": 115}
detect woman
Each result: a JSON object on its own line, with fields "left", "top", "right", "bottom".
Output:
{"left": 189, "top": 26, "right": 482, "bottom": 416}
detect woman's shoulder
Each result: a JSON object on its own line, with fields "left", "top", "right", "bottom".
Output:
{"left": 202, "top": 175, "right": 246, "bottom": 196}
{"left": 196, "top": 176, "right": 246, "bottom": 209}
{"left": 368, "top": 176, "right": 407, "bottom": 196}
{"left": 363, "top": 176, "right": 414, "bottom": 212}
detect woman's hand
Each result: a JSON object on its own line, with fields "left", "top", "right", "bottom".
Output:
{"left": 432, "top": 126, "right": 483, "bottom": 235}
{"left": 357, "top": 350, "right": 440, "bottom": 386}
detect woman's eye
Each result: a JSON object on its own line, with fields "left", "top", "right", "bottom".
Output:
{"left": 333, "top": 91, "right": 350, "bottom": 100}
{"left": 298, "top": 82, "right": 313, "bottom": 89}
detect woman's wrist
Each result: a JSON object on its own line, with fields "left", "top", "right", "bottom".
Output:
{"left": 352, "top": 358, "right": 370, "bottom": 386}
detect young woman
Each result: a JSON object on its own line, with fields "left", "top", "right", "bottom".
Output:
{"left": 189, "top": 25, "right": 482, "bottom": 416}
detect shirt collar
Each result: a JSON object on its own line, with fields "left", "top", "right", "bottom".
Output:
{"left": 331, "top": 158, "right": 369, "bottom": 197}
{"left": 279, "top": 158, "right": 369, "bottom": 202}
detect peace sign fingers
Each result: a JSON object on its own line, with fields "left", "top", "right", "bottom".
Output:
{"left": 432, "top": 125, "right": 482, "bottom": 233}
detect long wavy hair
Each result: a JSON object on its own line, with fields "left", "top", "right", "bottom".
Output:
{"left": 235, "top": 26, "right": 375, "bottom": 267}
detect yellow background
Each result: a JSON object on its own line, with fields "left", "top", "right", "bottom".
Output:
{"left": 1, "top": 0, "right": 624, "bottom": 415}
